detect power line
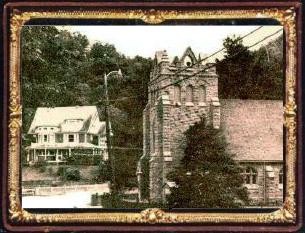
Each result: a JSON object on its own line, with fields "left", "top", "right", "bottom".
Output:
{"left": 98, "top": 27, "right": 265, "bottom": 104}
{"left": 149, "top": 28, "right": 283, "bottom": 94}
{"left": 148, "top": 26, "right": 264, "bottom": 86}
{"left": 95, "top": 27, "right": 280, "bottom": 103}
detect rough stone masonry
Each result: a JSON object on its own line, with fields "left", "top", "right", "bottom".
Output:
{"left": 137, "top": 47, "right": 283, "bottom": 206}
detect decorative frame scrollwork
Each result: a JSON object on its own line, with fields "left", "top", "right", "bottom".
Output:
{"left": 7, "top": 7, "right": 299, "bottom": 225}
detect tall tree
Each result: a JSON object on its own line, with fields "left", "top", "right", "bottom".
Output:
{"left": 167, "top": 119, "right": 249, "bottom": 208}
{"left": 21, "top": 26, "right": 91, "bottom": 108}
{"left": 216, "top": 35, "right": 283, "bottom": 100}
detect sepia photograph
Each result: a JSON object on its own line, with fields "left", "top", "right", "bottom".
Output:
{"left": 20, "top": 24, "right": 285, "bottom": 210}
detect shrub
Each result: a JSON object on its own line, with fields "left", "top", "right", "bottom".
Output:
{"left": 47, "top": 166, "right": 53, "bottom": 175}
{"left": 56, "top": 166, "right": 81, "bottom": 181}
{"left": 34, "top": 161, "right": 47, "bottom": 173}
{"left": 65, "top": 167, "right": 81, "bottom": 181}
{"left": 56, "top": 166, "right": 66, "bottom": 177}
{"left": 92, "top": 161, "right": 112, "bottom": 183}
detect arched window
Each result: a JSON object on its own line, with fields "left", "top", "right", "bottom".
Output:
{"left": 279, "top": 168, "right": 283, "bottom": 184}
{"left": 199, "top": 85, "right": 207, "bottom": 102}
{"left": 186, "top": 85, "right": 194, "bottom": 102}
{"left": 243, "top": 167, "right": 257, "bottom": 184}
{"left": 184, "top": 56, "right": 192, "bottom": 67}
{"left": 174, "top": 85, "right": 181, "bottom": 103}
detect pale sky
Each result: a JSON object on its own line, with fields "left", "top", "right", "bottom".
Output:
{"left": 60, "top": 25, "right": 283, "bottom": 60}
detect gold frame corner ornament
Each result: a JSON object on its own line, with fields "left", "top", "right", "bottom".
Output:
{"left": 8, "top": 7, "right": 298, "bottom": 224}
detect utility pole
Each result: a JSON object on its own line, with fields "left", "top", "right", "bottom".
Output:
{"left": 104, "top": 69, "right": 122, "bottom": 193}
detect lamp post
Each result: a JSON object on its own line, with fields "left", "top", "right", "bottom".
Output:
{"left": 104, "top": 69, "right": 122, "bottom": 193}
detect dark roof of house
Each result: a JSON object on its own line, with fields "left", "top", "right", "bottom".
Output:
{"left": 221, "top": 99, "right": 283, "bottom": 161}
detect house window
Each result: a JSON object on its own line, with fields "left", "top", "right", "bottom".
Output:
{"left": 243, "top": 167, "right": 257, "bottom": 185}
{"left": 186, "top": 85, "right": 194, "bottom": 102}
{"left": 199, "top": 85, "right": 207, "bottom": 102}
{"left": 43, "top": 135, "right": 48, "bottom": 142}
{"left": 92, "top": 136, "right": 99, "bottom": 145}
{"left": 174, "top": 85, "right": 181, "bottom": 103}
{"left": 55, "top": 134, "right": 63, "bottom": 143}
{"left": 68, "top": 134, "right": 74, "bottom": 142}
{"left": 79, "top": 134, "right": 85, "bottom": 143}
{"left": 279, "top": 168, "right": 283, "bottom": 184}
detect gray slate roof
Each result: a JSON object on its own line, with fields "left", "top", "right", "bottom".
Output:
{"left": 221, "top": 99, "right": 283, "bottom": 161}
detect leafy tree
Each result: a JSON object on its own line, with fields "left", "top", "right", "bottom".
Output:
{"left": 21, "top": 26, "right": 90, "bottom": 108}
{"left": 216, "top": 35, "right": 283, "bottom": 100}
{"left": 167, "top": 119, "right": 249, "bottom": 208}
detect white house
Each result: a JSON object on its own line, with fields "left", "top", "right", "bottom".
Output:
{"left": 26, "top": 106, "right": 109, "bottom": 164}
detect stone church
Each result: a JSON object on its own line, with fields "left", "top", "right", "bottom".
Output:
{"left": 137, "top": 47, "right": 283, "bottom": 207}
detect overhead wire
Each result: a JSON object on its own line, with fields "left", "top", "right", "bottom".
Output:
{"left": 149, "top": 28, "right": 283, "bottom": 94}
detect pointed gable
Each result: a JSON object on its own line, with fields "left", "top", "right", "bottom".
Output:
{"left": 180, "top": 47, "right": 198, "bottom": 66}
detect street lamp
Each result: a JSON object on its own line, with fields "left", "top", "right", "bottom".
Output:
{"left": 104, "top": 69, "right": 122, "bottom": 193}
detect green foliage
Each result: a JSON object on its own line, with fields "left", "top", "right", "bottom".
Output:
{"left": 21, "top": 26, "right": 152, "bottom": 191}
{"left": 216, "top": 35, "right": 283, "bottom": 100}
{"left": 57, "top": 166, "right": 81, "bottom": 181}
{"left": 66, "top": 154, "right": 101, "bottom": 165}
{"left": 92, "top": 161, "right": 112, "bottom": 183}
{"left": 65, "top": 167, "right": 81, "bottom": 181}
{"left": 99, "top": 193, "right": 167, "bottom": 209}
{"left": 56, "top": 166, "right": 66, "bottom": 177}
{"left": 167, "top": 119, "right": 249, "bottom": 208}
{"left": 21, "top": 26, "right": 90, "bottom": 108}
{"left": 139, "top": 155, "right": 150, "bottom": 200}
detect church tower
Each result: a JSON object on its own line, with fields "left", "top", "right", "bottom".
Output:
{"left": 138, "top": 47, "right": 221, "bottom": 203}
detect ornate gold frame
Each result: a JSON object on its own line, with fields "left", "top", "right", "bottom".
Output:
{"left": 8, "top": 7, "right": 298, "bottom": 224}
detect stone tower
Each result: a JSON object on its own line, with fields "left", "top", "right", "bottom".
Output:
{"left": 137, "top": 47, "right": 220, "bottom": 203}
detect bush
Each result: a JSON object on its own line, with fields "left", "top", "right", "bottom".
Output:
{"left": 92, "top": 161, "right": 112, "bottom": 183}
{"left": 56, "top": 166, "right": 81, "bottom": 181}
{"left": 47, "top": 166, "right": 53, "bottom": 175}
{"left": 99, "top": 193, "right": 168, "bottom": 209}
{"left": 65, "top": 168, "right": 81, "bottom": 181}
{"left": 56, "top": 166, "right": 66, "bottom": 177}
{"left": 34, "top": 161, "right": 47, "bottom": 173}
{"left": 66, "top": 154, "right": 101, "bottom": 165}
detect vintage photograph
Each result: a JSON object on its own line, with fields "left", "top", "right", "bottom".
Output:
{"left": 21, "top": 25, "right": 284, "bottom": 209}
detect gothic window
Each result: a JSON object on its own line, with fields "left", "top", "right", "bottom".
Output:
{"left": 279, "top": 168, "right": 283, "bottom": 184}
{"left": 43, "top": 135, "right": 48, "bottom": 142}
{"left": 186, "top": 85, "right": 194, "bottom": 102}
{"left": 174, "top": 85, "right": 181, "bottom": 103}
{"left": 199, "top": 85, "right": 207, "bottom": 102}
{"left": 243, "top": 167, "right": 257, "bottom": 185}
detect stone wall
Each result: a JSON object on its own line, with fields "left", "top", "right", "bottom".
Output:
{"left": 145, "top": 56, "right": 220, "bottom": 202}
{"left": 240, "top": 162, "right": 283, "bottom": 206}
{"left": 140, "top": 48, "right": 283, "bottom": 206}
